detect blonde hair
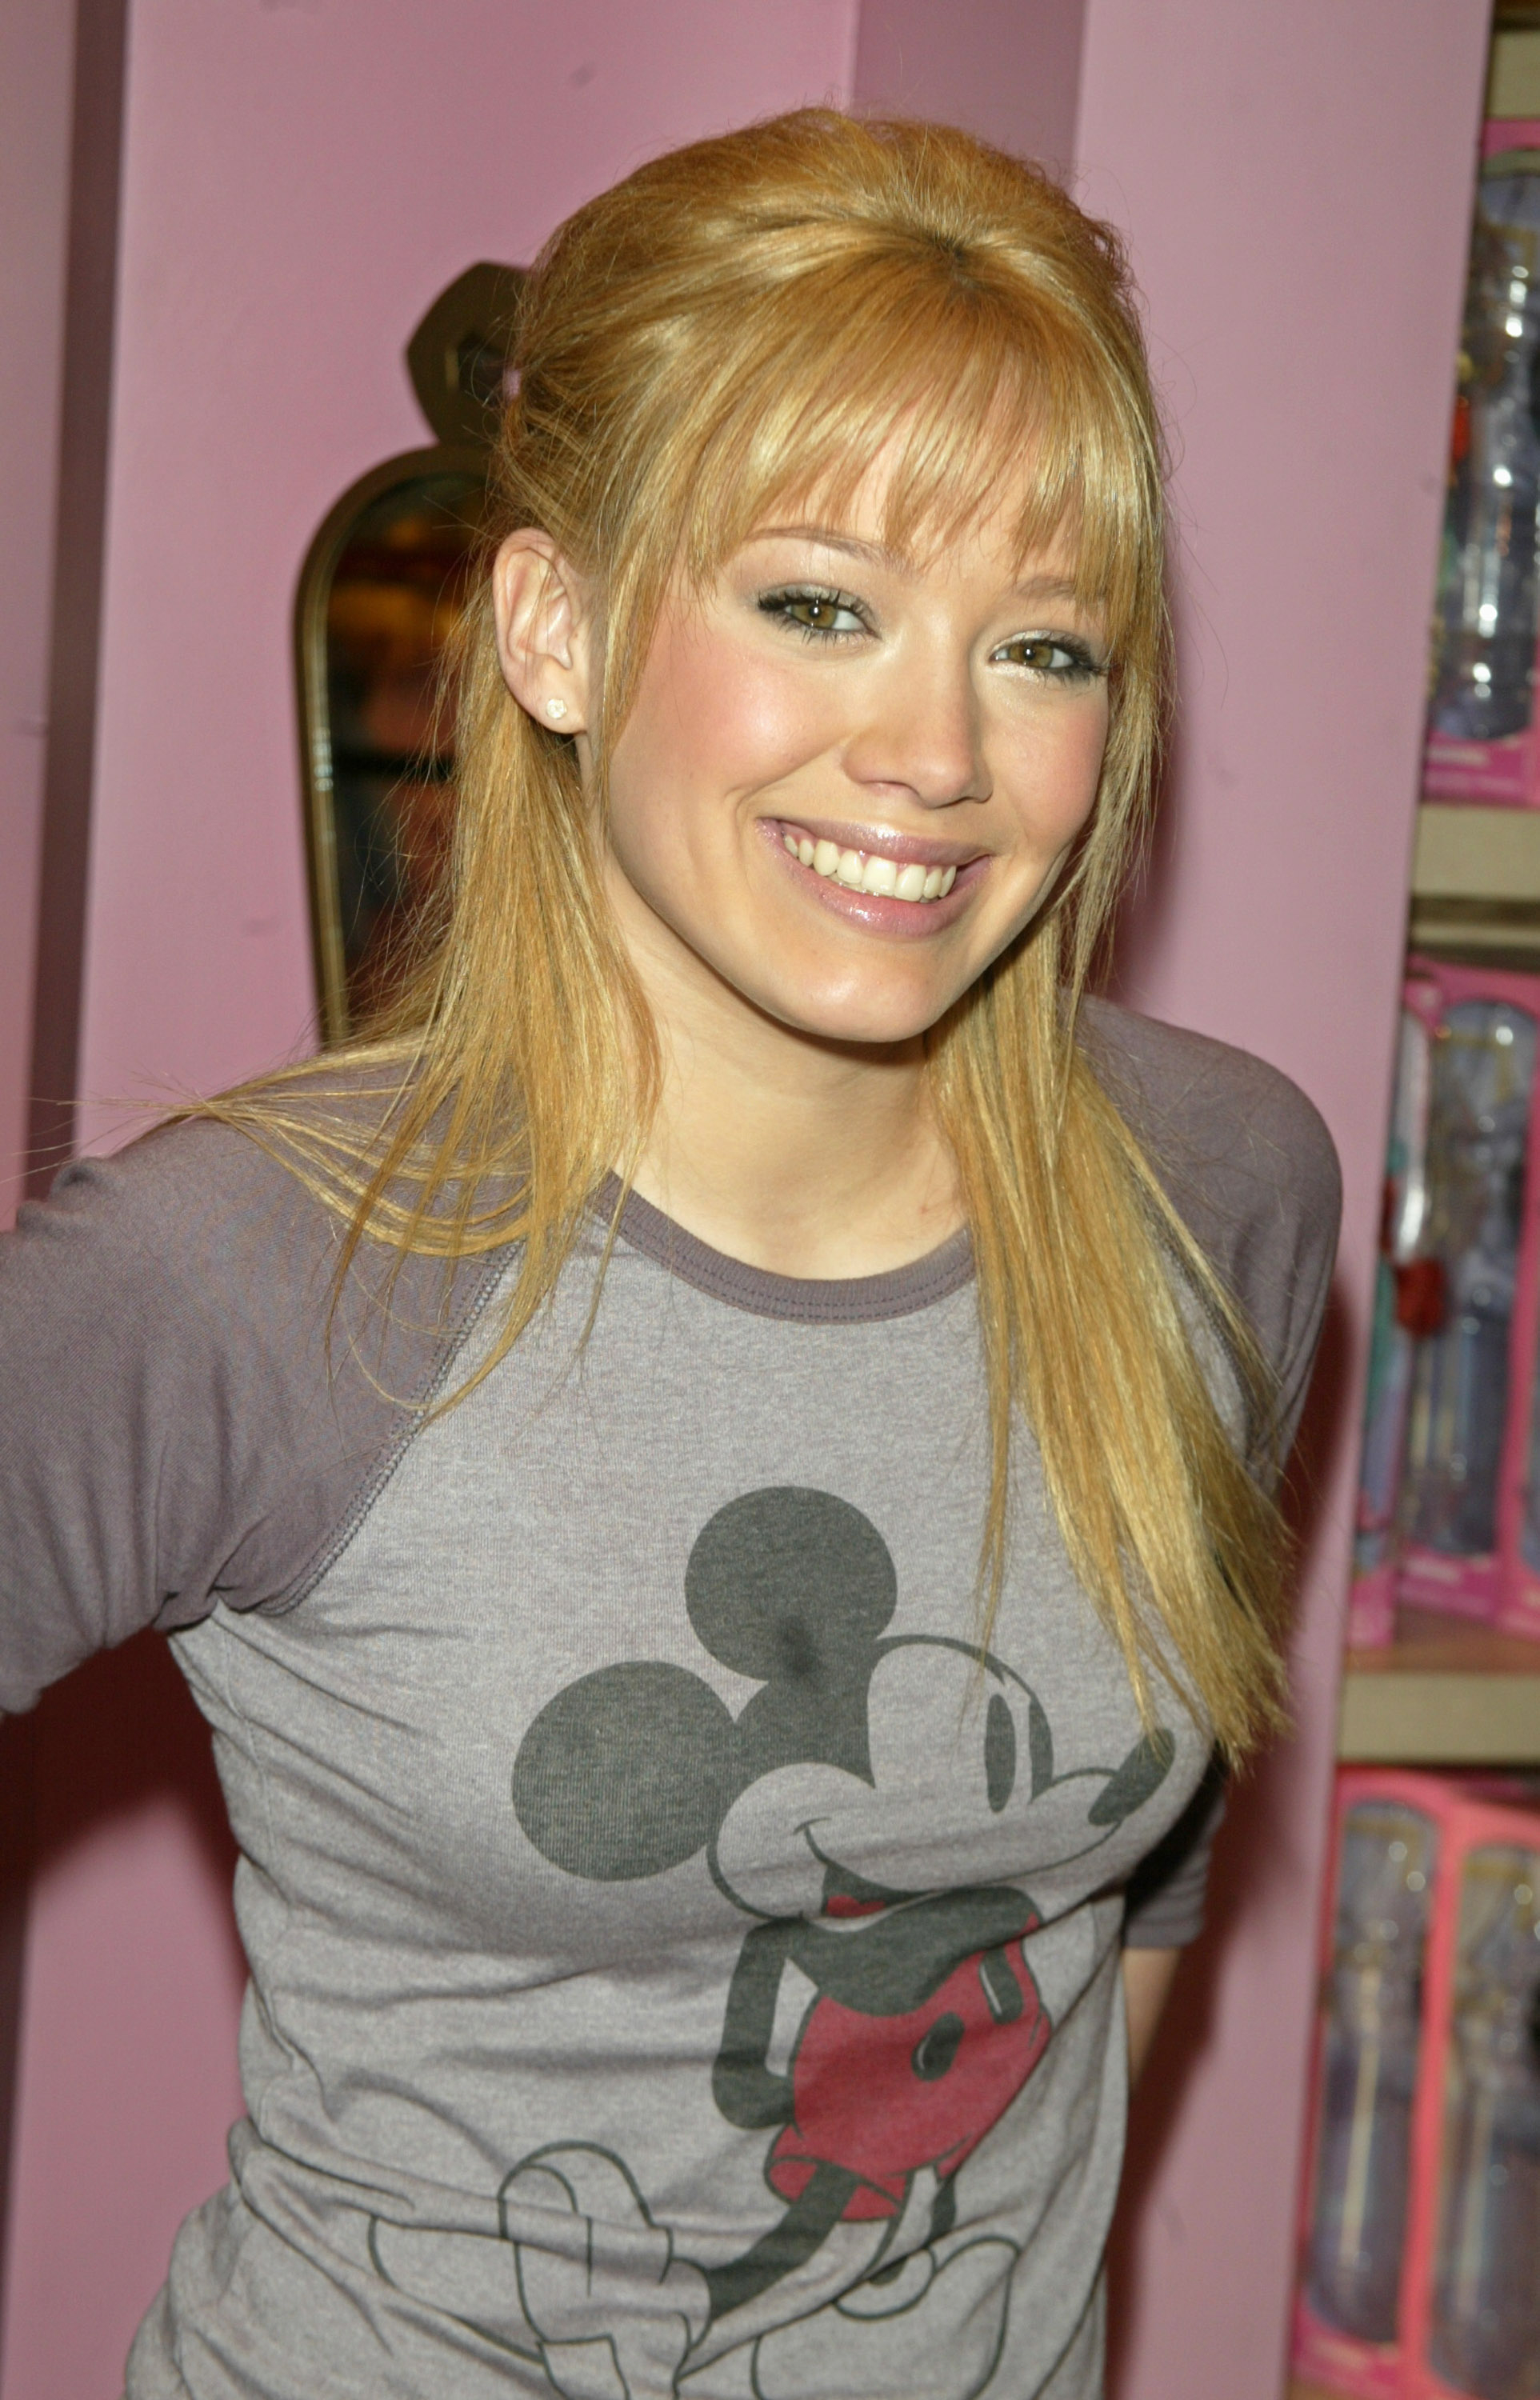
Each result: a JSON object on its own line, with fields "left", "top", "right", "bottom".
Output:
{"left": 218, "top": 110, "right": 1289, "bottom": 1758}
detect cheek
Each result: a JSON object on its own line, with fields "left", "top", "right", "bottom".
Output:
{"left": 609, "top": 621, "right": 834, "bottom": 855}
{"left": 1004, "top": 697, "right": 1109, "bottom": 852}
{"left": 1052, "top": 700, "right": 1110, "bottom": 830}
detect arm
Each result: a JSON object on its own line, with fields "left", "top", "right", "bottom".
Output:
{"left": 713, "top": 1922, "right": 798, "bottom": 2129}
{"left": 0, "top": 1118, "right": 502, "bottom": 1714}
{"left": 1117, "top": 1756, "right": 1224, "bottom": 2085}
{"left": 1122, "top": 1945, "right": 1180, "bottom": 2085}
{"left": 1078, "top": 1010, "right": 1342, "bottom": 2083}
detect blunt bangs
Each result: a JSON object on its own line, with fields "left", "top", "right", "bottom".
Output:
{"left": 572, "top": 231, "right": 1165, "bottom": 759}
{"left": 690, "top": 278, "right": 1153, "bottom": 653}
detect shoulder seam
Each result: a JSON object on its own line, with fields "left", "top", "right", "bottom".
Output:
{"left": 263, "top": 1250, "right": 512, "bottom": 1614}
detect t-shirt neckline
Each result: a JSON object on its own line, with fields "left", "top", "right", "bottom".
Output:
{"left": 602, "top": 1179, "right": 974, "bottom": 1325}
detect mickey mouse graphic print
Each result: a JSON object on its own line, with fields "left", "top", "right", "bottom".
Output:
{"left": 488, "top": 1485, "right": 1174, "bottom": 2394}
{"left": 0, "top": 1007, "right": 1337, "bottom": 2400}
{"left": 321, "top": 1432, "right": 1183, "bottom": 2400}
{"left": 154, "top": 1189, "right": 1242, "bottom": 2400}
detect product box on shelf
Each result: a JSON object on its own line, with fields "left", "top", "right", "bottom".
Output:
{"left": 1424, "top": 121, "right": 1540, "bottom": 809}
{"left": 1293, "top": 1772, "right": 1436, "bottom": 2396}
{"left": 1292, "top": 1770, "right": 1540, "bottom": 2400}
{"left": 1350, "top": 958, "right": 1540, "bottom": 1647}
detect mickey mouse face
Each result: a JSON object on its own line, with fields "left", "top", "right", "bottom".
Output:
{"left": 510, "top": 1488, "right": 1170, "bottom": 1910}
{"left": 712, "top": 1642, "right": 1163, "bottom": 1919}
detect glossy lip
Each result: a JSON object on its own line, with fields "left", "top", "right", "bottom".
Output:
{"left": 770, "top": 814, "right": 986, "bottom": 870}
{"left": 759, "top": 819, "right": 986, "bottom": 937}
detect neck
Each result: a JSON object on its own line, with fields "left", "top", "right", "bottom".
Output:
{"left": 621, "top": 944, "right": 962, "bottom": 1282}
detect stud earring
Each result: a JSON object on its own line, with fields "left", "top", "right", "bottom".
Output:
{"left": 546, "top": 697, "right": 568, "bottom": 720}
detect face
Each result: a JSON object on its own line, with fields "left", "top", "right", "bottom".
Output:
{"left": 522, "top": 460, "right": 1111, "bottom": 1053}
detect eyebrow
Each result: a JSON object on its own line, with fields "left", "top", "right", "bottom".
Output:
{"left": 746, "top": 523, "right": 1087, "bottom": 607}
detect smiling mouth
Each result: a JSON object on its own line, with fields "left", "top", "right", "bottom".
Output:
{"left": 772, "top": 819, "right": 977, "bottom": 908}
{"left": 802, "top": 1825, "right": 910, "bottom": 1918}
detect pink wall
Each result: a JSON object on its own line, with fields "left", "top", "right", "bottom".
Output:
{"left": 1071, "top": 4, "right": 1490, "bottom": 2394}
{"left": 0, "top": 9, "right": 861, "bottom": 2394}
{"left": 71, "top": 0, "right": 861, "bottom": 1147}
{"left": 853, "top": 0, "right": 1085, "bottom": 178}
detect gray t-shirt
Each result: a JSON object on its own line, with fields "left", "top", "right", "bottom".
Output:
{"left": 0, "top": 1001, "right": 1339, "bottom": 2400}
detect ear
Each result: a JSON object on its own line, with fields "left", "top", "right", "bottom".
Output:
{"left": 512, "top": 1663, "right": 738, "bottom": 1881}
{"left": 685, "top": 1487, "right": 896, "bottom": 1679}
{"left": 491, "top": 529, "right": 594, "bottom": 737}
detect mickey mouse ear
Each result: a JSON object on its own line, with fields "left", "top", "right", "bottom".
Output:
{"left": 512, "top": 1662, "right": 737, "bottom": 1881}
{"left": 685, "top": 1486, "right": 896, "bottom": 1679}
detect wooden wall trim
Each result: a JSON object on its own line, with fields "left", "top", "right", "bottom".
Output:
{"left": 25, "top": 0, "right": 130, "bottom": 1199}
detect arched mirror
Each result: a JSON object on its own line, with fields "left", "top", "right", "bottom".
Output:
{"left": 295, "top": 261, "right": 524, "bottom": 1042}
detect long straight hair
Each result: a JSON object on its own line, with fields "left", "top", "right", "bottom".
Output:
{"left": 216, "top": 111, "right": 1290, "bottom": 1759}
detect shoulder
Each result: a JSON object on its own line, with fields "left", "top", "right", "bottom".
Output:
{"left": 15, "top": 1112, "right": 338, "bottom": 1297}
{"left": 9, "top": 1104, "right": 387, "bottom": 1393}
{"left": 12, "top": 1066, "right": 502, "bottom": 1345}
{"left": 1081, "top": 996, "right": 1341, "bottom": 1243}
{"left": 10, "top": 1080, "right": 510, "bottom": 1426}
{"left": 1079, "top": 996, "right": 1342, "bottom": 1419}
{"left": 1, "top": 1085, "right": 507, "bottom": 1641}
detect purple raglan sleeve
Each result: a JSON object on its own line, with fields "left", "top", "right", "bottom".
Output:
{"left": 0, "top": 1119, "right": 498, "bottom": 1716}
{"left": 1083, "top": 998, "right": 1343, "bottom": 1949}
{"left": 1121, "top": 1769, "right": 1227, "bottom": 1949}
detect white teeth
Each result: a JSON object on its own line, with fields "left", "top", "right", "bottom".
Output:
{"left": 789, "top": 830, "right": 962, "bottom": 905}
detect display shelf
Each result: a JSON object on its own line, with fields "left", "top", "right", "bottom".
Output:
{"left": 1410, "top": 803, "right": 1540, "bottom": 962}
{"left": 1413, "top": 802, "right": 1540, "bottom": 900}
{"left": 1338, "top": 1609, "right": 1540, "bottom": 1762}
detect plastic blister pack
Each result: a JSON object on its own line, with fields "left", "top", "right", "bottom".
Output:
{"left": 1294, "top": 1774, "right": 1540, "bottom": 2399}
{"left": 1350, "top": 962, "right": 1540, "bottom": 1646}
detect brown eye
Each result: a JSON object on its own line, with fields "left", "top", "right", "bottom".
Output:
{"left": 758, "top": 588, "right": 867, "bottom": 637}
{"left": 998, "top": 637, "right": 1062, "bottom": 671}
{"left": 994, "top": 634, "right": 1102, "bottom": 682}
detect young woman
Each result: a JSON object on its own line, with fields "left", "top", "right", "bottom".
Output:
{"left": 0, "top": 110, "right": 1338, "bottom": 2400}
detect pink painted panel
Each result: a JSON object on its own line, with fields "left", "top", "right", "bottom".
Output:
{"left": 1070, "top": 4, "right": 1491, "bottom": 2396}
{"left": 0, "top": 0, "right": 73, "bottom": 1222}
{"left": 0, "top": 1643, "right": 244, "bottom": 2400}
{"left": 73, "top": 0, "right": 860, "bottom": 1147}
{"left": 2, "top": 9, "right": 859, "bottom": 2395}
{"left": 853, "top": 0, "right": 1086, "bottom": 178}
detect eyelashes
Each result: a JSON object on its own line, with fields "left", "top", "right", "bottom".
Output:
{"left": 990, "top": 633, "right": 1106, "bottom": 683}
{"left": 756, "top": 585, "right": 871, "bottom": 640}
{"left": 755, "top": 585, "right": 1107, "bottom": 682}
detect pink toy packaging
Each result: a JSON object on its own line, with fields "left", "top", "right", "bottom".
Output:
{"left": 1402, "top": 1790, "right": 1540, "bottom": 2400}
{"left": 1424, "top": 123, "right": 1540, "bottom": 809}
{"left": 1293, "top": 1772, "right": 1442, "bottom": 2396}
{"left": 1349, "top": 959, "right": 1540, "bottom": 1647}
{"left": 1293, "top": 1771, "right": 1540, "bottom": 2399}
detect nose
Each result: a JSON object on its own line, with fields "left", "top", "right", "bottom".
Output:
{"left": 843, "top": 646, "right": 990, "bottom": 810}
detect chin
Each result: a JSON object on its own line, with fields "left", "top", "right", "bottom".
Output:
{"left": 768, "top": 986, "right": 954, "bottom": 1050}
